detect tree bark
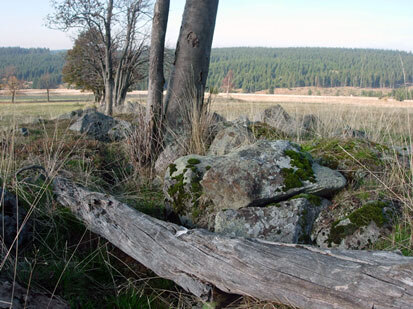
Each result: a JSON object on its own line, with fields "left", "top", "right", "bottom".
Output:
{"left": 104, "top": 0, "right": 114, "bottom": 116}
{"left": 146, "top": 0, "right": 170, "bottom": 157}
{"left": 164, "top": 0, "right": 219, "bottom": 129}
{"left": 53, "top": 177, "right": 413, "bottom": 309}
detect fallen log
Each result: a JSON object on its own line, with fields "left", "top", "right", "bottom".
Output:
{"left": 53, "top": 177, "right": 413, "bottom": 309}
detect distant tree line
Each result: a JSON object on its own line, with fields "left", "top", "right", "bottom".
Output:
{"left": 0, "top": 47, "right": 64, "bottom": 88}
{"left": 2, "top": 46, "right": 413, "bottom": 95}
{"left": 206, "top": 47, "right": 413, "bottom": 92}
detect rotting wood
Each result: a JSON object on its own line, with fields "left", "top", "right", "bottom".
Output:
{"left": 53, "top": 177, "right": 413, "bottom": 309}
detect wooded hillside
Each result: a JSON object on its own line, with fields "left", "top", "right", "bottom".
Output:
{"left": 2, "top": 46, "right": 413, "bottom": 92}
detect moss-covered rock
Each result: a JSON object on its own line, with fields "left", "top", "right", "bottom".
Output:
{"left": 163, "top": 155, "right": 215, "bottom": 227}
{"left": 312, "top": 200, "right": 400, "bottom": 249}
{"left": 214, "top": 197, "right": 330, "bottom": 244}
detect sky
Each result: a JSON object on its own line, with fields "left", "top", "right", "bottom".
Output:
{"left": 0, "top": 0, "right": 412, "bottom": 52}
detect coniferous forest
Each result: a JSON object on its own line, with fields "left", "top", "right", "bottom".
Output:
{"left": 1, "top": 46, "right": 413, "bottom": 92}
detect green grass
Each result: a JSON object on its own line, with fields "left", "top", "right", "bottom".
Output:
{"left": 0, "top": 101, "right": 90, "bottom": 126}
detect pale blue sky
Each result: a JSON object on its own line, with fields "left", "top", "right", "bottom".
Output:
{"left": 0, "top": 0, "right": 412, "bottom": 51}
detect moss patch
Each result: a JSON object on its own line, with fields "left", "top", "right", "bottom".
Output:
{"left": 289, "top": 193, "right": 322, "bottom": 206}
{"left": 248, "top": 122, "right": 287, "bottom": 140}
{"left": 281, "top": 150, "right": 315, "bottom": 191}
{"left": 328, "top": 201, "right": 389, "bottom": 246}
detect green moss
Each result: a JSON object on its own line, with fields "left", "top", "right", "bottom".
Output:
{"left": 328, "top": 220, "right": 358, "bottom": 245}
{"left": 205, "top": 166, "right": 211, "bottom": 171}
{"left": 281, "top": 168, "right": 303, "bottom": 191}
{"left": 187, "top": 158, "right": 201, "bottom": 165}
{"left": 167, "top": 162, "right": 204, "bottom": 216}
{"left": 168, "top": 163, "right": 177, "bottom": 176}
{"left": 289, "top": 193, "right": 322, "bottom": 206}
{"left": 281, "top": 150, "right": 315, "bottom": 191}
{"left": 248, "top": 122, "right": 287, "bottom": 140}
{"left": 348, "top": 201, "right": 387, "bottom": 228}
{"left": 301, "top": 138, "right": 385, "bottom": 181}
{"left": 328, "top": 201, "right": 388, "bottom": 245}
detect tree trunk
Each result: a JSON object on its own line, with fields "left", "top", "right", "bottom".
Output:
{"left": 53, "top": 177, "right": 413, "bottom": 309}
{"left": 11, "top": 91, "right": 15, "bottom": 103}
{"left": 146, "top": 0, "right": 170, "bottom": 157}
{"left": 104, "top": 79, "right": 114, "bottom": 115}
{"left": 164, "top": 0, "right": 219, "bottom": 129}
{"left": 104, "top": 0, "right": 114, "bottom": 116}
{"left": 47, "top": 89, "right": 50, "bottom": 102}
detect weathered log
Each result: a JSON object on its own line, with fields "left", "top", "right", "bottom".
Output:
{"left": 53, "top": 177, "right": 413, "bottom": 309}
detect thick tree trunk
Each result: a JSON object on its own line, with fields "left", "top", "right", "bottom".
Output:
{"left": 104, "top": 0, "right": 114, "bottom": 116}
{"left": 146, "top": 0, "right": 170, "bottom": 157}
{"left": 53, "top": 177, "right": 413, "bottom": 309}
{"left": 164, "top": 0, "right": 219, "bottom": 129}
{"left": 104, "top": 79, "right": 114, "bottom": 115}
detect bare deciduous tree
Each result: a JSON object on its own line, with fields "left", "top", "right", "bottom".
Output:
{"left": 39, "top": 73, "right": 58, "bottom": 102}
{"left": 2, "top": 66, "right": 23, "bottom": 103}
{"left": 48, "top": 0, "right": 150, "bottom": 115}
{"left": 221, "top": 69, "right": 234, "bottom": 95}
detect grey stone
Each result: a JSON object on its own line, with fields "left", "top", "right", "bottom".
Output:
{"left": 257, "top": 105, "right": 299, "bottom": 136}
{"left": 163, "top": 155, "right": 216, "bottom": 227}
{"left": 311, "top": 200, "right": 400, "bottom": 250}
{"left": 207, "top": 125, "right": 255, "bottom": 156}
{"left": 214, "top": 197, "right": 330, "bottom": 243}
{"left": 201, "top": 140, "right": 346, "bottom": 210}
{"left": 69, "top": 110, "right": 131, "bottom": 142}
{"left": 155, "top": 136, "right": 190, "bottom": 176}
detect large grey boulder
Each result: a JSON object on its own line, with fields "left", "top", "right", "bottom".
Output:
{"left": 69, "top": 110, "right": 131, "bottom": 142}
{"left": 164, "top": 140, "right": 346, "bottom": 226}
{"left": 201, "top": 140, "right": 346, "bottom": 210}
{"left": 0, "top": 188, "right": 31, "bottom": 248}
{"left": 55, "top": 108, "right": 96, "bottom": 121}
{"left": 215, "top": 196, "right": 330, "bottom": 243}
{"left": 311, "top": 200, "right": 400, "bottom": 250}
{"left": 207, "top": 125, "right": 255, "bottom": 156}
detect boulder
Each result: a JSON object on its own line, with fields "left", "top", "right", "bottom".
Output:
{"left": 301, "top": 114, "right": 322, "bottom": 135}
{"left": 201, "top": 140, "right": 346, "bottom": 210}
{"left": 56, "top": 108, "right": 96, "bottom": 121}
{"left": 155, "top": 136, "right": 190, "bottom": 176}
{"left": 164, "top": 140, "right": 346, "bottom": 225}
{"left": 207, "top": 124, "right": 255, "bottom": 156}
{"left": 164, "top": 155, "right": 216, "bottom": 227}
{"left": 69, "top": 110, "right": 131, "bottom": 142}
{"left": 0, "top": 188, "right": 31, "bottom": 248}
{"left": 311, "top": 200, "right": 400, "bottom": 250}
{"left": 257, "top": 105, "right": 299, "bottom": 136}
{"left": 214, "top": 196, "right": 330, "bottom": 243}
